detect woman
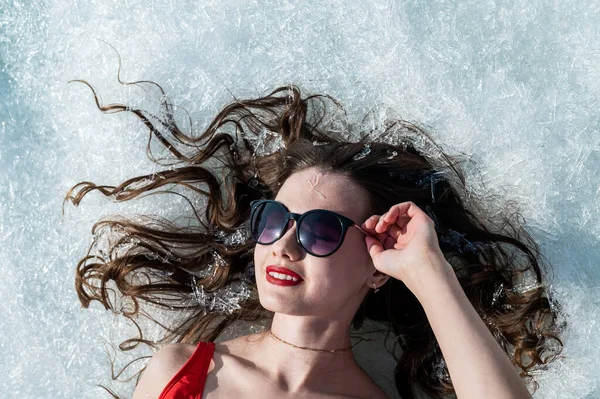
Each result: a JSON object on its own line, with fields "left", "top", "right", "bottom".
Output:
{"left": 66, "top": 81, "right": 564, "bottom": 398}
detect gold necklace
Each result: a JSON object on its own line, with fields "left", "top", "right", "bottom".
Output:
{"left": 268, "top": 330, "right": 353, "bottom": 353}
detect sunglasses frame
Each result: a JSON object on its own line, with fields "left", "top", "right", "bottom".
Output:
{"left": 249, "top": 199, "right": 372, "bottom": 257}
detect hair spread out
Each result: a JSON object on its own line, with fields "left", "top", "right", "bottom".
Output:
{"left": 65, "top": 71, "right": 564, "bottom": 398}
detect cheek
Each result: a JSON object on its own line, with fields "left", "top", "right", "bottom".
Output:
{"left": 253, "top": 244, "right": 269, "bottom": 268}
{"left": 327, "top": 245, "right": 371, "bottom": 280}
{"left": 340, "top": 233, "right": 370, "bottom": 262}
{"left": 335, "top": 238, "right": 373, "bottom": 278}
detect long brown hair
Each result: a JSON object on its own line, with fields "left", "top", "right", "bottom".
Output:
{"left": 65, "top": 76, "right": 564, "bottom": 398}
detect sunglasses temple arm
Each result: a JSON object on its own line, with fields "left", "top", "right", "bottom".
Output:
{"left": 354, "top": 224, "right": 376, "bottom": 237}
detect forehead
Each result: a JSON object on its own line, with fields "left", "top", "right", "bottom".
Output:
{"left": 274, "top": 168, "right": 370, "bottom": 221}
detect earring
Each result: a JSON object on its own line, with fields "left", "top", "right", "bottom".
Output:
{"left": 372, "top": 282, "right": 379, "bottom": 293}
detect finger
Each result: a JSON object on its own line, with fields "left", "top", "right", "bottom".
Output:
{"left": 375, "top": 213, "right": 404, "bottom": 233}
{"left": 379, "top": 203, "right": 423, "bottom": 232}
{"left": 364, "top": 222, "right": 394, "bottom": 246}
{"left": 386, "top": 224, "right": 402, "bottom": 240}
{"left": 365, "top": 236, "right": 384, "bottom": 258}
{"left": 383, "top": 235, "right": 396, "bottom": 249}
{"left": 383, "top": 206, "right": 398, "bottom": 223}
{"left": 377, "top": 205, "right": 410, "bottom": 231}
{"left": 362, "top": 215, "right": 381, "bottom": 231}
{"left": 375, "top": 213, "right": 391, "bottom": 233}
{"left": 389, "top": 201, "right": 424, "bottom": 220}
{"left": 376, "top": 231, "right": 389, "bottom": 243}
{"left": 382, "top": 214, "right": 411, "bottom": 234}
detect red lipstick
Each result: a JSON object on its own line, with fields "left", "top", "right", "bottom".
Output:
{"left": 265, "top": 265, "right": 303, "bottom": 286}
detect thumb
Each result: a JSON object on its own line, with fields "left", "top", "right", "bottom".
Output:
{"left": 365, "top": 236, "right": 384, "bottom": 258}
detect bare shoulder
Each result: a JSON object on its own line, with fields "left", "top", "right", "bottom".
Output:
{"left": 131, "top": 343, "right": 201, "bottom": 399}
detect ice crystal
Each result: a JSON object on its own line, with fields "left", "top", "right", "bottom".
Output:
{"left": 353, "top": 144, "right": 371, "bottom": 160}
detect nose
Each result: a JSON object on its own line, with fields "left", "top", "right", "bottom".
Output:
{"left": 270, "top": 219, "right": 303, "bottom": 259}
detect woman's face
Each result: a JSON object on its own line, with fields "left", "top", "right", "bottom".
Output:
{"left": 254, "top": 167, "right": 377, "bottom": 319}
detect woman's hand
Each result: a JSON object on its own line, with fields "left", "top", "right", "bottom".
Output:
{"left": 361, "top": 201, "right": 454, "bottom": 293}
{"left": 363, "top": 202, "right": 533, "bottom": 398}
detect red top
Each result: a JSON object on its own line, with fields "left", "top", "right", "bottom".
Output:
{"left": 158, "top": 341, "right": 216, "bottom": 399}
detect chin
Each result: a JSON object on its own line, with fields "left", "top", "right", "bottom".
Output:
{"left": 257, "top": 294, "right": 283, "bottom": 312}
{"left": 257, "top": 295, "right": 303, "bottom": 315}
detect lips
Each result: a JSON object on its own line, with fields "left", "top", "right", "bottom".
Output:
{"left": 265, "top": 265, "right": 304, "bottom": 286}
{"left": 265, "top": 265, "right": 303, "bottom": 280}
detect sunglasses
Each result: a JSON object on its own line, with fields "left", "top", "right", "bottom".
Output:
{"left": 249, "top": 199, "right": 372, "bottom": 257}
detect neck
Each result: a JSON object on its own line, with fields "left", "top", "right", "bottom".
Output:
{"left": 268, "top": 329, "right": 353, "bottom": 352}
{"left": 252, "top": 314, "right": 360, "bottom": 393}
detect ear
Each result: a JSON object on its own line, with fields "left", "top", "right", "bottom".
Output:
{"left": 370, "top": 267, "right": 391, "bottom": 287}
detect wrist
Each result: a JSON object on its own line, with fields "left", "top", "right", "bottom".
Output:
{"left": 404, "top": 251, "right": 458, "bottom": 300}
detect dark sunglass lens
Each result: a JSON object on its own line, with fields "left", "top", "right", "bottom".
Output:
{"left": 251, "top": 202, "right": 286, "bottom": 243}
{"left": 298, "top": 212, "right": 343, "bottom": 256}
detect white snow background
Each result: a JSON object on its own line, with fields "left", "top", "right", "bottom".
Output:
{"left": 0, "top": 0, "right": 599, "bottom": 398}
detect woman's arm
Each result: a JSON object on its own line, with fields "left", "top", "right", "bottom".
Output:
{"left": 412, "top": 253, "right": 532, "bottom": 399}
{"left": 131, "top": 343, "right": 191, "bottom": 399}
{"left": 364, "top": 201, "right": 533, "bottom": 398}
